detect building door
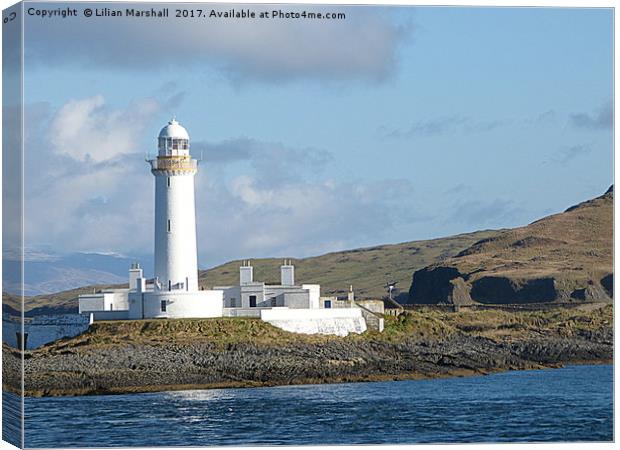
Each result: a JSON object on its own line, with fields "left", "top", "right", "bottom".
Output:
{"left": 249, "top": 295, "right": 257, "bottom": 308}
{"left": 324, "top": 300, "right": 332, "bottom": 309}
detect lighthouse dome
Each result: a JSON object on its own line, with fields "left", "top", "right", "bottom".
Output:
{"left": 159, "top": 118, "right": 189, "bottom": 140}
{"left": 158, "top": 118, "right": 190, "bottom": 156}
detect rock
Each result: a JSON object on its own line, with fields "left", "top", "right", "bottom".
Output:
{"left": 600, "top": 274, "right": 613, "bottom": 298}
{"left": 408, "top": 266, "right": 464, "bottom": 304}
{"left": 408, "top": 187, "right": 612, "bottom": 305}
{"left": 470, "top": 277, "right": 557, "bottom": 304}
{"left": 570, "top": 288, "right": 586, "bottom": 300}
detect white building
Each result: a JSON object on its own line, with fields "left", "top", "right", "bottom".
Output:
{"left": 216, "top": 260, "right": 320, "bottom": 314}
{"left": 80, "top": 119, "right": 223, "bottom": 320}
{"left": 78, "top": 119, "right": 374, "bottom": 336}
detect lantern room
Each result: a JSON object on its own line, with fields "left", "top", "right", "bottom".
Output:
{"left": 158, "top": 118, "right": 190, "bottom": 156}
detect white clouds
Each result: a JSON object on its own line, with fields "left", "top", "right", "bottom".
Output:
{"left": 230, "top": 176, "right": 273, "bottom": 207}
{"left": 23, "top": 95, "right": 165, "bottom": 255}
{"left": 25, "top": 5, "right": 413, "bottom": 84}
{"left": 198, "top": 174, "right": 415, "bottom": 261}
{"left": 49, "top": 95, "right": 160, "bottom": 162}
{"left": 23, "top": 95, "right": 418, "bottom": 266}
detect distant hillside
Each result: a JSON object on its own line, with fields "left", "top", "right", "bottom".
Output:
{"left": 4, "top": 284, "right": 123, "bottom": 317}
{"left": 409, "top": 187, "right": 613, "bottom": 305}
{"left": 3, "top": 252, "right": 151, "bottom": 296}
{"left": 198, "top": 230, "right": 501, "bottom": 300}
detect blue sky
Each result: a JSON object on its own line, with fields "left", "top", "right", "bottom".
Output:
{"left": 21, "top": 3, "right": 613, "bottom": 270}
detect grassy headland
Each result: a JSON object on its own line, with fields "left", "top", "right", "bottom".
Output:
{"left": 4, "top": 303, "right": 612, "bottom": 397}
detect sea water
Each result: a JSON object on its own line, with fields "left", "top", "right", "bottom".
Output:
{"left": 8, "top": 364, "right": 613, "bottom": 447}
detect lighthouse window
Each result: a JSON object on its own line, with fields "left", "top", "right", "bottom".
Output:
{"left": 161, "top": 300, "right": 167, "bottom": 312}
{"left": 167, "top": 220, "right": 171, "bottom": 232}
{"left": 167, "top": 177, "right": 170, "bottom": 187}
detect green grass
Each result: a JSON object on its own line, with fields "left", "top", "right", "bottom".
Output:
{"left": 37, "top": 304, "right": 612, "bottom": 356}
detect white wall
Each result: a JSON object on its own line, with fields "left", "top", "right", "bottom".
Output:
{"left": 111, "top": 291, "right": 129, "bottom": 310}
{"left": 79, "top": 294, "right": 105, "bottom": 313}
{"left": 223, "top": 307, "right": 266, "bottom": 318}
{"left": 240, "top": 266, "right": 253, "bottom": 284}
{"left": 280, "top": 265, "right": 294, "bottom": 286}
{"left": 302, "top": 284, "right": 321, "bottom": 309}
{"left": 260, "top": 308, "right": 367, "bottom": 336}
{"left": 129, "top": 267, "right": 143, "bottom": 290}
{"left": 128, "top": 291, "right": 144, "bottom": 319}
{"left": 79, "top": 290, "right": 130, "bottom": 313}
{"left": 141, "top": 290, "right": 223, "bottom": 319}
{"left": 238, "top": 284, "right": 265, "bottom": 308}
{"left": 153, "top": 170, "right": 199, "bottom": 292}
{"left": 356, "top": 300, "right": 385, "bottom": 315}
{"left": 217, "top": 286, "right": 241, "bottom": 307}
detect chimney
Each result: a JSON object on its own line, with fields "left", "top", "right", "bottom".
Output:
{"left": 348, "top": 284, "right": 355, "bottom": 302}
{"left": 136, "top": 277, "right": 146, "bottom": 293}
{"left": 129, "top": 263, "right": 143, "bottom": 291}
{"left": 280, "top": 259, "right": 295, "bottom": 286}
{"left": 240, "top": 260, "right": 253, "bottom": 285}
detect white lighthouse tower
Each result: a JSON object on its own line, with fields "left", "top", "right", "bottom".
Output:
{"left": 125, "top": 118, "right": 223, "bottom": 319}
{"left": 152, "top": 118, "right": 199, "bottom": 292}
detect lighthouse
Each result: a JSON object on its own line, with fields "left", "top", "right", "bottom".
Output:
{"left": 77, "top": 118, "right": 369, "bottom": 335}
{"left": 125, "top": 118, "right": 223, "bottom": 319}
{"left": 151, "top": 119, "right": 199, "bottom": 292}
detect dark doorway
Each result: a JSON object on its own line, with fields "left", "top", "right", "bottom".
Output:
{"left": 249, "top": 295, "right": 257, "bottom": 308}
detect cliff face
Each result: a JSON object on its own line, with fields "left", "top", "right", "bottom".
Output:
{"left": 409, "top": 187, "right": 613, "bottom": 305}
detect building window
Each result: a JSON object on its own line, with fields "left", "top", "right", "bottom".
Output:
{"left": 324, "top": 300, "right": 332, "bottom": 309}
{"left": 167, "top": 220, "right": 171, "bottom": 232}
{"left": 161, "top": 300, "right": 167, "bottom": 312}
{"left": 249, "top": 295, "right": 257, "bottom": 308}
{"left": 167, "top": 177, "right": 170, "bottom": 187}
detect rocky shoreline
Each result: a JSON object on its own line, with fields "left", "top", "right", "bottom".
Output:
{"left": 3, "top": 305, "right": 613, "bottom": 397}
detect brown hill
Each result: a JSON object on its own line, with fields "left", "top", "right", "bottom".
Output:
{"left": 200, "top": 230, "right": 502, "bottom": 300}
{"left": 409, "top": 186, "right": 613, "bottom": 305}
